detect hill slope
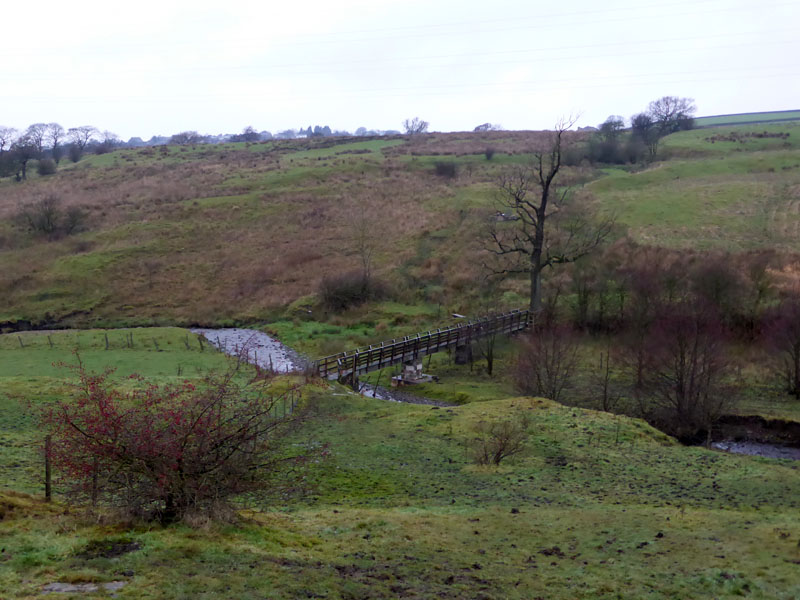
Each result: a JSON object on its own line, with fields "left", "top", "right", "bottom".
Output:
{"left": 1, "top": 124, "right": 799, "bottom": 331}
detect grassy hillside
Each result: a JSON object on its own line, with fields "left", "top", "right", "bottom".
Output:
{"left": 694, "top": 110, "right": 800, "bottom": 128}
{"left": 589, "top": 123, "right": 800, "bottom": 250}
{"left": 1, "top": 334, "right": 799, "bottom": 599}
{"left": 2, "top": 123, "right": 798, "bottom": 332}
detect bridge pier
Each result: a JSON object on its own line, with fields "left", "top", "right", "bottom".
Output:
{"left": 454, "top": 343, "right": 473, "bottom": 365}
{"left": 338, "top": 372, "right": 359, "bottom": 391}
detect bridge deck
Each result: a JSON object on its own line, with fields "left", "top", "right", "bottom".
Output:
{"left": 314, "top": 308, "right": 531, "bottom": 380}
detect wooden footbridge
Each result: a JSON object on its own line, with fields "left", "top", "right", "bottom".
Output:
{"left": 314, "top": 308, "right": 531, "bottom": 382}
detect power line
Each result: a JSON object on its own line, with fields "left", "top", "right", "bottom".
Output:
{"left": 2, "top": 0, "right": 794, "bottom": 58}
{"left": 10, "top": 67, "right": 799, "bottom": 103}
{"left": 7, "top": 33, "right": 796, "bottom": 83}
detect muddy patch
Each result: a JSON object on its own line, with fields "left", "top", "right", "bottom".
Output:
{"left": 42, "top": 581, "right": 126, "bottom": 595}
{"left": 76, "top": 538, "right": 141, "bottom": 560}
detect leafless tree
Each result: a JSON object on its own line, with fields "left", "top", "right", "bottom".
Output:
{"left": 9, "top": 135, "right": 38, "bottom": 180}
{"left": 403, "top": 117, "right": 429, "bottom": 135}
{"left": 68, "top": 125, "right": 98, "bottom": 155}
{"left": 589, "top": 341, "right": 620, "bottom": 412}
{"left": 94, "top": 130, "right": 120, "bottom": 154}
{"left": 25, "top": 123, "right": 47, "bottom": 157}
{"left": 0, "top": 126, "right": 17, "bottom": 154}
{"left": 170, "top": 130, "right": 205, "bottom": 145}
{"left": 349, "top": 199, "right": 379, "bottom": 286}
{"left": 647, "top": 96, "right": 696, "bottom": 133}
{"left": 487, "top": 120, "right": 615, "bottom": 313}
{"left": 765, "top": 295, "right": 800, "bottom": 398}
{"left": 641, "top": 302, "right": 734, "bottom": 445}
{"left": 46, "top": 123, "right": 65, "bottom": 163}
{"left": 515, "top": 325, "right": 579, "bottom": 403}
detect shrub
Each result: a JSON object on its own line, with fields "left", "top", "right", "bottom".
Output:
{"left": 40, "top": 361, "right": 322, "bottom": 523}
{"left": 433, "top": 161, "right": 457, "bottom": 178}
{"left": 484, "top": 147, "right": 496, "bottom": 160}
{"left": 17, "top": 194, "right": 86, "bottom": 238}
{"left": 318, "top": 270, "right": 387, "bottom": 312}
{"left": 37, "top": 158, "right": 57, "bottom": 175}
{"left": 68, "top": 143, "right": 82, "bottom": 163}
{"left": 467, "top": 414, "right": 530, "bottom": 465}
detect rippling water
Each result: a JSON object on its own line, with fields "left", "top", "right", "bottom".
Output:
{"left": 712, "top": 441, "right": 800, "bottom": 460}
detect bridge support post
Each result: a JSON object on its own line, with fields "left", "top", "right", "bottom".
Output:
{"left": 338, "top": 372, "right": 359, "bottom": 391}
{"left": 454, "top": 343, "right": 473, "bottom": 365}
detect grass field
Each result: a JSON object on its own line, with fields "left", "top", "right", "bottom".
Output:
{"left": 694, "top": 110, "right": 800, "bottom": 128}
{"left": 2, "top": 373, "right": 800, "bottom": 599}
{"left": 2, "top": 125, "right": 800, "bottom": 597}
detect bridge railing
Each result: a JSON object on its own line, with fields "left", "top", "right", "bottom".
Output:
{"left": 314, "top": 308, "right": 531, "bottom": 380}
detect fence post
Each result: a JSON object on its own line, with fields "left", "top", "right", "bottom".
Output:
{"left": 45, "top": 435, "right": 52, "bottom": 502}
{"left": 91, "top": 458, "right": 99, "bottom": 507}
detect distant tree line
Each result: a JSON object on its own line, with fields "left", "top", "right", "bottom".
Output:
{"left": 570, "top": 96, "right": 696, "bottom": 165}
{"left": 0, "top": 120, "right": 408, "bottom": 181}
{"left": 0, "top": 123, "right": 123, "bottom": 180}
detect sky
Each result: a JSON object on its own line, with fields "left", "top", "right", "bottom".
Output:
{"left": 3, "top": 0, "right": 799, "bottom": 140}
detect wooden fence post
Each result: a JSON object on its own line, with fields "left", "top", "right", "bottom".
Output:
{"left": 45, "top": 435, "right": 52, "bottom": 502}
{"left": 91, "top": 458, "right": 99, "bottom": 507}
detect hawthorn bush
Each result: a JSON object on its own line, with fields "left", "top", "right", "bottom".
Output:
{"left": 41, "top": 361, "right": 321, "bottom": 523}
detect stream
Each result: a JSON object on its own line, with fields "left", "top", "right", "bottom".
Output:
{"left": 190, "top": 330, "right": 799, "bottom": 447}
{"left": 191, "top": 328, "right": 452, "bottom": 406}
{"left": 711, "top": 441, "right": 800, "bottom": 461}
{"left": 190, "top": 328, "right": 307, "bottom": 373}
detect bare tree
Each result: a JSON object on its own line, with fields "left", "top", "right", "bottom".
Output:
{"left": 95, "top": 130, "right": 120, "bottom": 154}
{"left": 0, "top": 126, "right": 17, "bottom": 154}
{"left": 765, "top": 296, "right": 800, "bottom": 398}
{"left": 403, "top": 117, "right": 429, "bottom": 135}
{"left": 169, "top": 130, "right": 205, "bottom": 145}
{"left": 487, "top": 120, "right": 615, "bottom": 313}
{"left": 25, "top": 123, "right": 47, "bottom": 157}
{"left": 67, "top": 126, "right": 98, "bottom": 159}
{"left": 647, "top": 96, "right": 696, "bottom": 133}
{"left": 641, "top": 302, "right": 734, "bottom": 445}
{"left": 589, "top": 341, "right": 620, "bottom": 412}
{"left": 630, "top": 113, "right": 660, "bottom": 160}
{"left": 9, "top": 135, "right": 38, "bottom": 180}
{"left": 515, "top": 325, "right": 579, "bottom": 403}
{"left": 46, "top": 123, "right": 65, "bottom": 163}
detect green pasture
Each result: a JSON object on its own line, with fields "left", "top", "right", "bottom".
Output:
{"left": 2, "top": 391, "right": 800, "bottom": 599}
{"left": 694, "top": 111, "right": 800, "bottom": 128}
{"left": 0, "top": 328, "right": 234, "bottom": 494}
{"left": 590, "top": 152, "right": 800, "bottom": 250}
{"left": 662, "top": 122, "right": 800, "bottom": 156}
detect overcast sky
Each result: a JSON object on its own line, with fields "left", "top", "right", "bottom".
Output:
{"left": 4, "top": 0, "right": 799, "bottom": 140}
